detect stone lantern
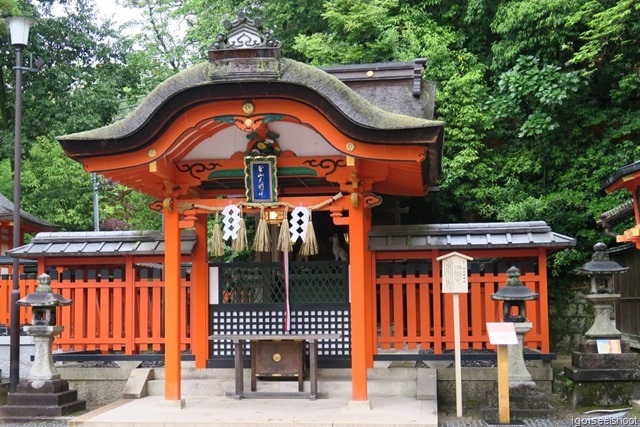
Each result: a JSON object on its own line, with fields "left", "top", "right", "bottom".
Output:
{"left": 491, "top": 266, "right": 539, "bottom": 384}
{"left": 17, "top": 273, "right": 71, "bottom": 380}
{"left": 0, "top": 273, "right": 86, "bottom": 417}
{"left": 576, "top": 242, "right": 629, "bottom": 346}
{"left": 491, "top": 266, "right": 539, "bottom": 323}
{"left": 483, "top": 266, "right": 554, "bottom": 419}
{"left": 564, "top": 242, "right": 639, "bottom": 408}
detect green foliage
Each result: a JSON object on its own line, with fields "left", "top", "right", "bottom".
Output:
{"left": 21, "top": 135, "right": 94, "bottom": 230}
{"left": 490, "top": 0, "right": 583, "bottom": 71}
{"left": 292, "top": 0, "right": 401, "bottom": 65}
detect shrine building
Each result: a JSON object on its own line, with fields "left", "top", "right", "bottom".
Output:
{"left": 7, "top": 13, "right": 575, "bottom": 404}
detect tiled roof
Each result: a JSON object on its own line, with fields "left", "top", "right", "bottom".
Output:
{"left": 598, "top": 199, "right": 634, "bottom": 226}
{"left": 8, "top": 230, "right": 196, "bottom": 258}
{"left": 601, "top": 159, "right": 640, "bottom": 190}
{"left": 0, "top": 193, "right": 60, "bottom": 231}
{"left": 368, "top": 221, "right": 575, "bottom": 251}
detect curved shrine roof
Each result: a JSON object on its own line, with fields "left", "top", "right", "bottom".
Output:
{"left": 56, "top": 12, "right": 445, "bottom": 200}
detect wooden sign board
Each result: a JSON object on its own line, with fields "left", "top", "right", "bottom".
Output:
{"left": 244, "top": 155, "right": 278, "bottom": 203}
{"left": 437, "top": 252, "right": 473, "bottom": 294}
{"left": 486, "top": 322, "right": 518, "bottom": 345}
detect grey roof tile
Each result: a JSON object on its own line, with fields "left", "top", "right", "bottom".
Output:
{"left": 8, "top": 230, "right": 196, "bottom": 258}
{"left": 369, "top": 221, "right": 575, "bottom": 251}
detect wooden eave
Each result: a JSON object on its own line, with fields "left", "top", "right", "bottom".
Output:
{"left": 57, "top": 59, "right": 444, "bottom": 201}
{"left": 58, "top": 82, "right": 442, "bottom": 159}
{"left": 602, "top": 160, "right": 640, "bottom": 193}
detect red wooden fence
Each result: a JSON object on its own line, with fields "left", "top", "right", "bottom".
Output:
{"left": 374, "top": 252, "right": 550, "bottom": 353}
{"left": 0, "top": 271, "right": 192, "bottom": 354}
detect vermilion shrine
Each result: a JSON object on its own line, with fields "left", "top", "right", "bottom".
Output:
{"left": 5, "top": 13, "right": 575, "bottom": 404}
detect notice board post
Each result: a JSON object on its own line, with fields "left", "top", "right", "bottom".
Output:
{"left": 486, "top": 322, "right": 519, "bottom": 425}
{"left": 437, "top": 252, "right": 473, "bottom": 417}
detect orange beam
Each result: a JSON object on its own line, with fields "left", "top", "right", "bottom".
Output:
{"left": 164, "top": 201, "right": 182, "bottom": 401}
{"left": 179, "top": 194, "right": 350, "bottom": 213}
{"left": 79, "top": 100, "right": 431, "bottom": 174}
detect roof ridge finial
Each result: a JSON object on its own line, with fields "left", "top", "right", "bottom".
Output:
{"left": 208, "top": 11, "right": 282, "bottom": 61}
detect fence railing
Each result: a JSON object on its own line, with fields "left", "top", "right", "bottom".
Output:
{"left": 375, "top": 265, "right": 547, "bottom": 353}
{"left": 0, "top": 269, "right": 192, "bottom": 354}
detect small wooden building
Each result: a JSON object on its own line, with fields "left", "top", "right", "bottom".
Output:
{"left": 6, "top": 14, "right": 575, "bottom": 403}
{"left": 0, "top": 192, "right": 59, "bottom": 258}
{"left": 601, "top": 160, "right": 640, "bottom": 347}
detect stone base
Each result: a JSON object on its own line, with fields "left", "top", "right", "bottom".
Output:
{"left": 579, "top": 340, "right": 631, "bottom": 354}
{"left": 485, "top": 420, "right": 527, "bottom": 427}
{"left": 0, "top": 381, "right": 8, "bottom": 406}
{"left": 564, "top": 366, "right": 640, "bottom": 407}
{"left": 482, "top": 383, "right": 556, "bottom": 419}
{"left": 571, "top": 350, "right": 639, "bottom": 369}
{"left": 0, "top": 378, "right": 86, "bottom": 417}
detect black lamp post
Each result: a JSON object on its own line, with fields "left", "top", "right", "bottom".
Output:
{"left": 6, "top": 15, "right": 35, "bottom": 393}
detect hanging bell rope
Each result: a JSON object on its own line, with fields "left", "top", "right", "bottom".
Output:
{"left": 276, "top": 207, "right": 292, "bottom": 252}
{"left": 253, "top": 207, "right": 271, "bottom": 252}
{"left": 231, "top": 208, "right": 248, "bottom": 252}
{"left": 209, "top": 212, "right": 225, "bottom": 257}
{"left": 177, "top": 193, "right": 344, "bottom": 256}
{"left": 299, "top": 208, "right": 318, "bottom": 256}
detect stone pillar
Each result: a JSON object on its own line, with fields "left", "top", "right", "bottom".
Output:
{"left": 24, "top": 326, "right": 63, "bottom": 380}
{"left": 508, "top": 322, "right": 534, "bottom": 385}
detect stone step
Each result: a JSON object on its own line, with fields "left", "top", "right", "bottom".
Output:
{"left": 7, "top": 389, "right": 80, "bottom": 406}
{"left": 0, "top": 399, "right": 86, "bottom": 417}
{"left": 146, "top": 376, "right": 418, "bottom": 398}
{"left": 152, "top": 367, "right": 418, "bottom": 381}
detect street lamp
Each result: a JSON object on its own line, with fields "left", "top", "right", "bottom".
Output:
{"left": 6, "top": 15, "right": 35, "bottom": 393}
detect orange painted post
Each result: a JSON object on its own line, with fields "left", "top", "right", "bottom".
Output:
{"left": 368, "top": 251, "right": 377, "bottom": 365}
{"left": 379, "top": 276, "right": 391, "bottom": 349}
{"left": 537, "top": 248, "right": 550, "bottom": 353}
{"left": 349, "top": 197, "right": 368, "bottom": 402}
{"left": 100, "top": 284, "right": 110, "bottom": 352}
{"left": 164, "top": 200, "right": 182, "bottom": 401}
{"left": 432, "top": 250, "right": 442, "bottom": 353}
{"left": 138, "top": 283, "right": 150, "bottom": 351}
{"left": 470, "top": 279, "right": 483, "bottom": 349}
{"left": 191, "top": 214, "right": 209, "bottom": 367}
{"left": 180, "top": 282, "right": 188, "bottom": 351}
{"left": 125, "top": 257, "right": 136, "bottom": 355}
{"left": 113, "top": 278, "right": 124, "bottom": 351}
{"left": 418, "top": 277, "right": 431, "bottom": 346}
{"left": 74, "top": 281, "right": 86, "bottom": 350}
{"left": 87, "top": 284, "right": 97, "bottom": 351}
{"left": 364, "top": 230, "right": 374, "bottom": 369}
{"left": 406, "top": 280, "right": 417, "bottom": 349}
{"left": 392, "top": 270, "right": 404, "bottom": 349}
{"left": 0, "top": 276, "right": 8, "bottom": 325}
{"left": 152, "top": 282, "right": 162, "bottom": 351}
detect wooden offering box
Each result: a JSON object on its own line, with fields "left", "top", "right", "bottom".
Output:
{"left": 251, "top": 339, "right": 304, "bottom": 392}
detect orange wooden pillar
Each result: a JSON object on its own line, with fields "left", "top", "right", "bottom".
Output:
{"left": 537, "top": 247, "right": 550, "bottom": 353}
{"left": 349, "top": 196, "right": 372, "bottom": 402}
{"left": 364, "top": 210, "right": 374, "bottom": 368}
{"left": 191, "top": 214, "right": 209, "bottom": 368}
{"left": 164, "top": 200, "right": 182, "bottom": 401}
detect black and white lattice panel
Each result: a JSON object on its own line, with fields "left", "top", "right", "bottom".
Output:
{"left": 288, "top": 309, "right": 350, "bottom": 357}
{"left": 210, "top": 307, "right": 351, "bottom": 358}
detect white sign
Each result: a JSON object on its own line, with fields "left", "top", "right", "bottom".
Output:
{"left": 487, "top": 322, "right": 518, "bottom": 345}
{"left": 437, "top": 252, "right": 473, "bottom": 294}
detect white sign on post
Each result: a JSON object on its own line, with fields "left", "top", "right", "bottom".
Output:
{"left": 486, "top": 322, "right": 518, "bottom": 345}
{"left": 436, "top": 252, "right": 473, "bottom": 418}
{"left": 439, "top": 252, "right": 472, "bottom": 293}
